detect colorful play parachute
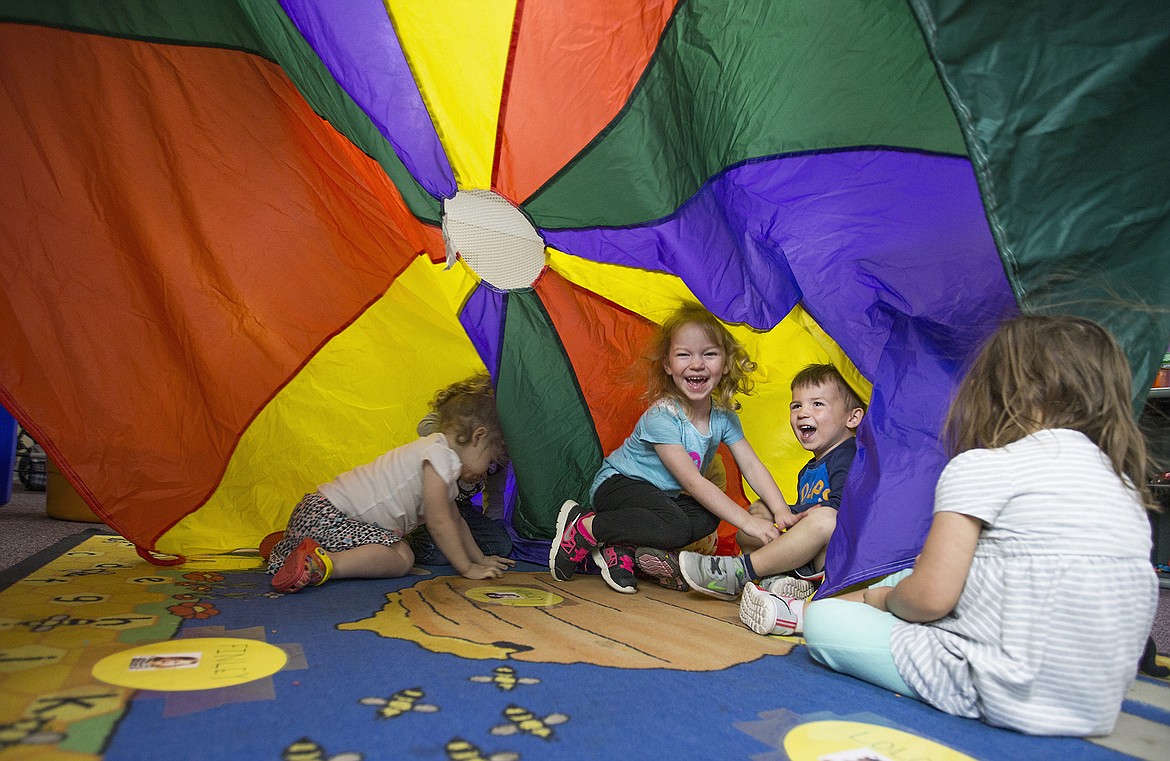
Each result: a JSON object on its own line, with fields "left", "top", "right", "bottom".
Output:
{"left": 1, "top": 1, "right": 1167, "bottom": 594}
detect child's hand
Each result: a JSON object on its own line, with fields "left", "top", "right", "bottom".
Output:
{"left": 862, "top": 586, "right": 893, "bottom": 611}
{"left": 773, "top": 509, "right": 804, "bottom": 530}
{"left": 742, "top": 515, "right": 781, "bottom": 544}
{"left": 482, "top": 555, "right": 515, "bottom": 571}
{"left": 462, "top": 562, "right": 506, "bottom": 580}
{"left": 747, "top": 500, "right": 772, "bottom": 520}
{"left": 749, "top": 499, "right": 802, "bottom": 531}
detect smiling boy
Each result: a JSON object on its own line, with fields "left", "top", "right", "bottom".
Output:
{"left": 679, "top": 364, "right": 866, "bottom": 605}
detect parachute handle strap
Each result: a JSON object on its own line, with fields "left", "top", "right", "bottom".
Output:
{"left": 135, "top": 545, "right": 186, "bottom": 566}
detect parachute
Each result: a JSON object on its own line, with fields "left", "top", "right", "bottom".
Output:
{"left": 1, "top": 0, "right": 1167, "bottom": 595}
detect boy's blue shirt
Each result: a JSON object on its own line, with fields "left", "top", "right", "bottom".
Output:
{"left": 795, "top": 437, "right": 857, "bottom": 513}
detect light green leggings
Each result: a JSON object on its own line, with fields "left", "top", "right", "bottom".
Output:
{"left": 802, "top": 570, "right": 921, "bottom": 698}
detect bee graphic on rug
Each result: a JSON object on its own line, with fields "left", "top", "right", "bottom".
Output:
{"left": 445, "top": 737, "right": 519, "bottom": 761}
{"left": 358, "top": 687, "right": 439, "bottom": 719}
{"left": 490, "top": 704, "right": 568, "bottom": 740}
{"left": 280, "top": 737, "right": 362, "bottom": 761}
{"left": 469, "top": 665, "right": 541, "bottom": 691}
{"left": 0, "top": 717, "right": 65, "bottom": 751}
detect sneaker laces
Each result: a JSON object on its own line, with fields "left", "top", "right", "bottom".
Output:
{"left": 604, "top": 546, "right": 635, "bottom": 573}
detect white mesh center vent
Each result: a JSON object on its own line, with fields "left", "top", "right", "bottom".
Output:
{"left": 441, "top": 190, "right": 546, "bottom": 290}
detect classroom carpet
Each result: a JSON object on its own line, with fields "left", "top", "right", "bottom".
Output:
{"left": 2, "top": 531, "right": 1168, "bottom": 761}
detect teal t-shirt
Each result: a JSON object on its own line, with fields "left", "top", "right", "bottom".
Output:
{"left": 590, "top": 398, "right": 745, "bottom": 499}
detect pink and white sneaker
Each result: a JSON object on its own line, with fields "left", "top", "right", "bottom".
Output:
{"left": 739, "top": 583, "right": 805, "bottom": 635}
{"left": 548, "top": 500, "right": 596, "bottom": 581}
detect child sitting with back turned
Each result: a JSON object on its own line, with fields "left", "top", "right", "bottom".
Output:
{"left": 793, "top": 315, "right": 1157, "bottom": 736}
{"left": 679, "top": 363, "right": 865, "bottom": 604}
{"left": 267, "top": 381, "right": 515, "bottom": 593}
{"left": 548, "top": 302, "right": 791, "bottom": 594}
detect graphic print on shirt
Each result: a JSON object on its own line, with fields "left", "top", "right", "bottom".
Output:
{"left": 798, "top": 459, "right": 831, "bottom": 509}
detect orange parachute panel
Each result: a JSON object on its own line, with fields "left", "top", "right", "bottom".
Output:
{"left": 495, "top": 0, "right": 678, "bottom": 201}
{"left": 0, "top": 26, "right": 436, "bottom": 546}
{"left": 534, "top": 269, "right": 653, "bottom": 456}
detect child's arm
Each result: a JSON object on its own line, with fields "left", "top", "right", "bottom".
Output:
{"left": 655, "top": 443, "right": 781, "bottom": 544}
{"left": 726, "top": 437, "right": 800, "bottom": 528}
{"left": 863, "top": 512, "right": 981, "bottom": 622}
{"left": 421, "top": 463, "right": 506, "bottom": 580}
{"left": 453, "top": 509, "right": 515, "bottom": 571}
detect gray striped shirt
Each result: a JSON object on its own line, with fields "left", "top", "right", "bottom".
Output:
{"left": 891, "top": 429, "right": 1157, "bottom": 735}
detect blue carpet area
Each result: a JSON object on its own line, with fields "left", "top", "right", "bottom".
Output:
{"left": 2, "top": 536, "right": 1166, "bottom": 760}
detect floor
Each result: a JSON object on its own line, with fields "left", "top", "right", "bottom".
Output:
{"left": 3, "top": 477, "right": 1170, "bottom": 656}
{"left": 1, "top": 479, "right": 98, "bottom": 572}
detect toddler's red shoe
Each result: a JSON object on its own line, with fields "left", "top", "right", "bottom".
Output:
{"left": 271, "top": 537, "right": 333, "bottom": 593}
{"left": 258, "top": 531, "right": 285, "bottom": 563}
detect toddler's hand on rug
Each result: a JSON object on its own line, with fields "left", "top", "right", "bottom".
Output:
{"left": 483, "top": 555, "right": 515, "bottom": 570}
{"left": 463, "top": 562, "right": 507, "bottom": 580}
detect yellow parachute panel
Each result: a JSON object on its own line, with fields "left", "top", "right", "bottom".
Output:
{"left": 389, "top": 0, "right": 517, "bottom": 189}
{"left": 158, "top": 255, "right": 481, "bottom": 555}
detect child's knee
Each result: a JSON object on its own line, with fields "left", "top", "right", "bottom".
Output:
{"left": 736, "top": 528, "right": 764, "bottom": 553}
{"left": 660, "top": 525, "right": 696, "bottom": 550}
{"left": 803, "top": 506, "right": 837, "bottom": 542}
{"left": 388, "top": 541, "right": 415, "bottom": 576}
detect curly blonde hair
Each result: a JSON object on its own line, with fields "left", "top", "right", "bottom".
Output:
{"left": 431, "top": 373, "right": 508, "bottom": 464}
{"left": 944, "top": 314, "right": 1154, "bottom": 509}
{"left": 644, "top": 302, "right": 756, "bottom": 411}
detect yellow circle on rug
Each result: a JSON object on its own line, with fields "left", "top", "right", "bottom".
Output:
{"left": 465, "top": 586, "right": 563, "bottom": 607}
{"left": 92, "top": 638, "right": 287, "bottom": 691}
{"left": 785, "top": 720, "right": 975, "bottom": 761}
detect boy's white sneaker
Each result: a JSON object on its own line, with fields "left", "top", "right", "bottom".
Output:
{"left": 739, "top": 583, "right": 805, "bottom": 636}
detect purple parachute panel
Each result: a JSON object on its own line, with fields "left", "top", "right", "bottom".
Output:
{"left": 546, "top": 149, "right": 1018, "bottom": 593}
{"left": 459, "top": 284, "right": 506, "bottom": 379}
{"left": 280, "top": 0, "right": 456, "bottom": 199}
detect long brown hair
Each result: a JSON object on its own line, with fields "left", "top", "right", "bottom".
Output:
{"left": 943, "top": 314, "right": 1154, "bottom": 509}
{"left": 644, "top": 302, "right": 756, "bottom": 411}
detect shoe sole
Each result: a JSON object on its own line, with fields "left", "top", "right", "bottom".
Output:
{"left": 634, "top": 548, "right": 687, "bottom": 591}
{"left": 762, "top": 574, "right": 817, "bottom": 599}
{"left": 548, "top": 499, "right": 583, "bottom": 581}
{"left": 739, "top": 584, "right": 799, "bottom": 636}
{"left": 678, "top": 555, "right": 737, "bottom": 600}
{"left": 272, "top": 539, "right": 320, "bottom": 593}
